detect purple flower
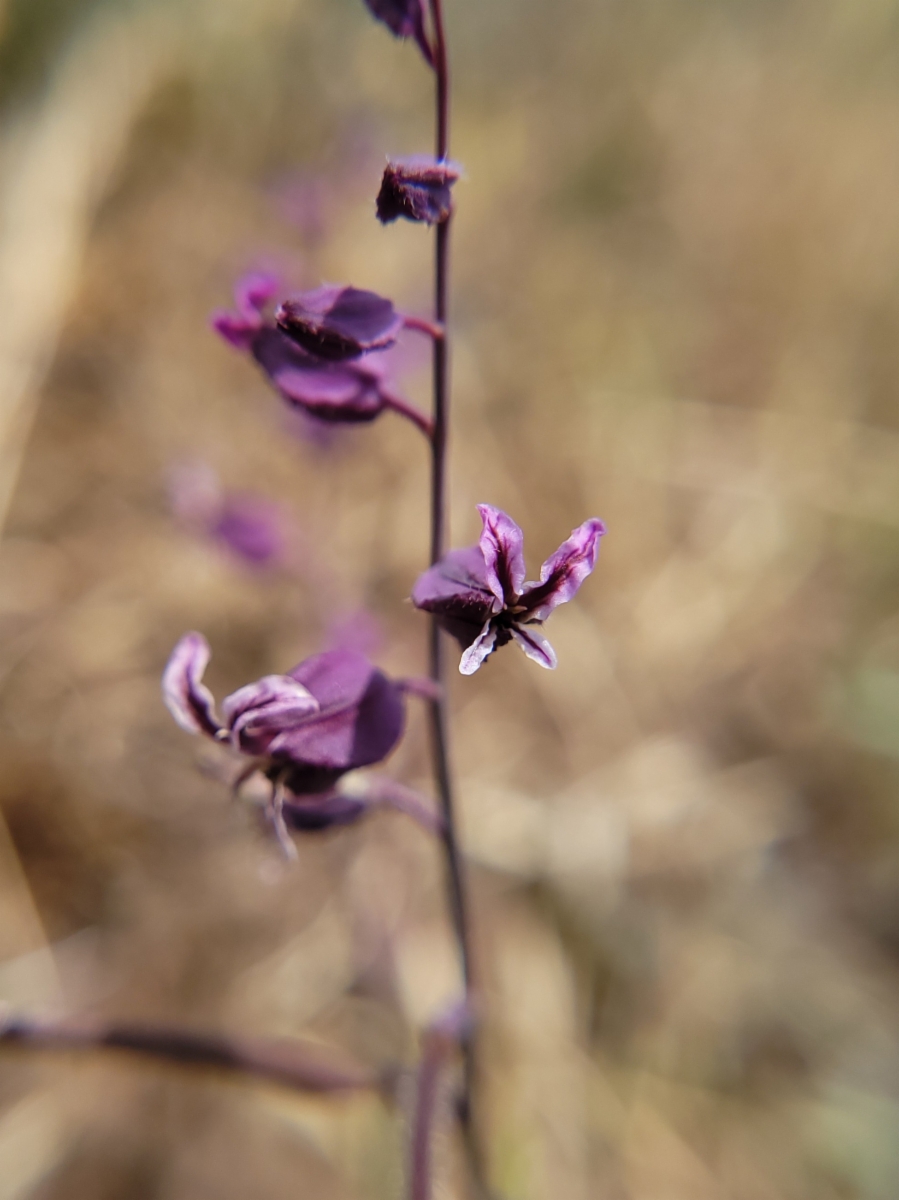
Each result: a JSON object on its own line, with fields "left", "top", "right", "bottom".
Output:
{"left": 163, "top": 634, "right": 406, "bottom": 797}
{"left": 212, "top": 277, "right": 402, "bottom": 424}
{"left": 412, "top": 505, "right": 606, "bottom": 674}
{"left": 168, "top": 461, "right": 290, "bottom": 569}
{"left": 275, "top": 285, "right": 402, "bottom": 362}
{"left": 362, "top": 0, "right": 433, "bottom": 66}
{"left": 376, "top": 156, "right": 460, "bottom": 226}
{"left": 211, "top": 496, "right": 287, "bottom": 566}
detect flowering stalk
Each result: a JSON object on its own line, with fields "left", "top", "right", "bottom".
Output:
{"left": 421, "top": 2, "right": 485, "bottom": 1191}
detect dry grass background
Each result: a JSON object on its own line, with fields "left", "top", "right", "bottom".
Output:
{"left": 2, "top": 0, "right": 899, "bottom": 1196}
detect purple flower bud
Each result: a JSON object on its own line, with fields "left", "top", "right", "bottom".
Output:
{"left": 211, "top": 272, "right": 279, "bottom": 349}
{"left": 376, "top": 156, "right": 460, "bottom": 226}
{"left": 275, "top": 286, "right": 402, "bottom": 362}
{"left": 211, "top": 495, "right": 288, "bottom": 567}
{"left": 412, "top": 506, "right": 607, "bottom": 674}
{"left": 163, "top": 636, "right": 406, "bottom": 795}
{"left": 362, "top": 0, "right": 433, "bottom": 66}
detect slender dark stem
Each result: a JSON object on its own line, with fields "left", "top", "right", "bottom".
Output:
{"left": 426, "top": 2, "right": 488, "bottom": 1196}
{"left": 0, "top": 1014, "right": 383, "bottom": 1095}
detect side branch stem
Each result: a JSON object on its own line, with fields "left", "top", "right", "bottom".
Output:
{"left": 0, "top": 1015, "right": 381, "bottom": 1095}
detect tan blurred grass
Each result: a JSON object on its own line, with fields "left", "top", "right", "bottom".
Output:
{"left": 2, "top": 0, "right": 899, "bottom": 1197}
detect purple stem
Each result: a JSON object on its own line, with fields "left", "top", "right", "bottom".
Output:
{"left": 425, "top": 2, "right": 487, "bottom": 1196}
{"left": 0, "top": 1014, "right": 383, "bottom": 1094}
{"left": 409, "top": 1035, "right": 446, "bottom": 1200}
{"left": 365, "top": 777, "right": 446, "bottom": 834}
{"left": 382, "top": 390, "right": 435, "bottom": 437}
{"left": 403, "top": 313, "right": 446, "bottom": 340}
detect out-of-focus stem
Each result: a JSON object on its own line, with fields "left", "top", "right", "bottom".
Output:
{"left": 409, "top": 1035, "right": 447, "bottom": 1200}
{"left": 0, "top": 1014, "right": 381, "bottom": 1094}
{"left": 425, "top": 2, "right": 488, "bottom": 1196}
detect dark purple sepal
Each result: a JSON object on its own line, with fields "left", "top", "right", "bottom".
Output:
{"left": 376, "top": 156, "right": 460, "bottom": 225}
{"left": 252, "top": 328, "right": 387, "bottom": 423}
{"left": 411, "top": 545, "right": 496, "bottom": 648}
{"left": 275, "top": 286, "right": 402, "bottom": 362}
{"left": 362, "top": 0, "right": 433, "bottom": 66}
{"left": 281, "top": 792, "right": 368, "bottom": 832}
{"left": 272, "top": 650, "right": 406, "bottom": 772}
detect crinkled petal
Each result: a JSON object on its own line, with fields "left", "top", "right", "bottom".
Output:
{"left": 222, "top": 675, "right": 319, "bottom": 754}
{"left": 477, "top": 504, "right": 527, "bottom": 608}
{"left": 162, "top": 632, "right": 221, "bottom": 737}
{"left": 273, "top": 650, "right": 405, "bottom": 770}
{"left": 411, "top": 545, "right": 496, "bottom": 645}
{"left": 276, "top": 286, "right": 402, "bottom": 362}
{"left": 362, "top": 0, "right": 433, "bottom": 65}
{"left": 521, "top": 517, "right": 607, "bottom": 621}
{"left": 511, "top": 625, "right": 558, "bottom": 670}
{"left": 459, "top": 620, "right": 498, "bottom": 675}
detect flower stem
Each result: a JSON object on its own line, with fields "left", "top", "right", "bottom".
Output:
{"left": 381, "top": 390, "right": 434, "bottom": 437}
{"left": 426, "top": 2, "right": 488, "bottom": 1195}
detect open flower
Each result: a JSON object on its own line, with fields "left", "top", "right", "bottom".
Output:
{"left": 362, "top": 0, "right": 433, "bottom": 66}
{"left": 376, "top": 156, "right": 461, "bottom": 226}
{"left": 412, "top": 505, "right": 606, "bottom": 674}
{"left": 212, "top": 275, "right": 420, "bottom": 427}
{"left": 163, "top": 635, "right": 407, "bottom": 837}
{"left": 275, "top": 285, "right": 402, "bottom": 362}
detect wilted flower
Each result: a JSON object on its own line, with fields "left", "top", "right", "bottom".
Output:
{"left": 213, "top": 275, "right": 420, "bottom": 426}
{"left": 362, "top": 0, "right": 433, "bottom": 66}
{"left": 412, "top": 505, "right": 606, "bottom": 674}
{"left": 275, "top": 285, "right": 402, "bottom": 362}
{"left": 377, "top": 156, "right": 460, "bottom": 226}
{"left": 163, "top": 634, "right": 407, "bottom": 837}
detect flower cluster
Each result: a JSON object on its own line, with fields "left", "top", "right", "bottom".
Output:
{"left": 160, "top": 3, "right": 611, "bottom": 1196}
{"left": 413, "top": 505, "right": 606, "bottom": 673}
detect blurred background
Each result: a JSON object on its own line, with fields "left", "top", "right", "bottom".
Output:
{"left": 2, "top": 0, "right": 899, "bottom": 1196}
